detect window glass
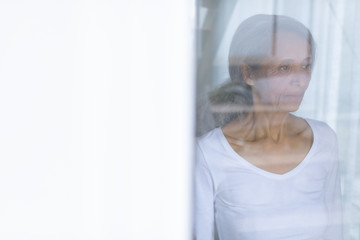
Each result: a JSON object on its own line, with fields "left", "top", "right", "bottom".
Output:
{"left": 195, "top": 1, "right": 360, "bottom": 239}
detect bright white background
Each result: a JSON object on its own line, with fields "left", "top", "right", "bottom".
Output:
{"left": 0, "top": 0, "right": 195, "bottom": 239}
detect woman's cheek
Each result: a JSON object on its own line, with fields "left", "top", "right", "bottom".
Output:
{"left": 257, "top": 76, "right": 287, "bottom": 96}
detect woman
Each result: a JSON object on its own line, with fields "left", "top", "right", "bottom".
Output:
{"left": 194, "top": 14, "right": 342, "bottom": 240}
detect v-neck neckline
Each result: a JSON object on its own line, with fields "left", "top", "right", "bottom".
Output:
{"left": 217, "top": 118, "right": 318, "bottom": 179}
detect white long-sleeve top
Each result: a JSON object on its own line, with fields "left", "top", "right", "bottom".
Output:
{"left": 194, "top": 119, "right": 342, "bottom": 240}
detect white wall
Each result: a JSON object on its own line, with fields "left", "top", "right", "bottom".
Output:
{"left": 0, "top": 1, "right": 195, "bottom": 239}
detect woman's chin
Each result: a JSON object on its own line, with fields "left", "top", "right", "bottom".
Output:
{"left": 265, "top": 102, "right": 302, "bottom": 113}
{"left": 280, "top": 102, "right": 302, "bottom": 112}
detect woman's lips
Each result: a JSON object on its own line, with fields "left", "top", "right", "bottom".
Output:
{"left": 284, "top": 94, "right": 304, "bottom": 102}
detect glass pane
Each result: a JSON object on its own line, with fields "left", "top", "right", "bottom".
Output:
{"left": 195, "top": 0, "right": 359, "bottom": 239}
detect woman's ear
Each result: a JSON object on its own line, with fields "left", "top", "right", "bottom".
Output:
{"left": 241, "top": 65, "right": 255, "bottom": 86}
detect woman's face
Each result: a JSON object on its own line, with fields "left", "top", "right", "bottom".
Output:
{"left": 250, "top": 31, "right": 312, "bottom": 113}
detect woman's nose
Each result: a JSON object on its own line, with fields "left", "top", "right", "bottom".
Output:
{"left": 290, "top": 71, "right": 310, "bottom": 88}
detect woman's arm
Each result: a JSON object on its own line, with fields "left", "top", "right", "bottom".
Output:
{"left": 194, "top": 143, "right": 215, "bottom": 240}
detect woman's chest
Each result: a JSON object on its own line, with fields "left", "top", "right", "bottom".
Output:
{"left": 214, "top": 165, "right": 327, "bottom": 208}
{"left": 213, "top": 168, "right": 329, "bottom": 239}
{"left": 228, "top": 136, "right": 313, "bottom": 174}
{"left": 239, "top": 151, "right": 309, "bottom": 175}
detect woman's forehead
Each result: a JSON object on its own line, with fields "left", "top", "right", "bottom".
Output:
{"left": 259, "top": 31, "right": 312, "bottom": 63}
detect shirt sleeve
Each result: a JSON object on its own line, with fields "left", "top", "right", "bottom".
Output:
{"left": 324, "top": 136, "right": 342, "bottom": 240}
{"left": 194, "top": 143, "right": 215, "bottom": 240}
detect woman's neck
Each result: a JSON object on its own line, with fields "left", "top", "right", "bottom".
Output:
{"left": 251, "top": 111, "right": 290, "bottom": 143}
{"left": 223, "top": 109, "right": 293, "bottom": 143}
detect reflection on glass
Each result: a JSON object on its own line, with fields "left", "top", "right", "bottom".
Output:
{"left": 194, "top": 14, "right": 342, "bottom": 240}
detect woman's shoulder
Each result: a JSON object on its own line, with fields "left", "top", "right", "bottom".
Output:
{"left": 196, "top": 127, "right": 234, "bottom": 162}
{"left": 196, "top": 127, "right": 229, "bottom": 170}
{"left": 305, "top": 118, "right": 338, "bottom": 148}
{"left": 305, "top": 118, "right": 336, "bottom": 136}
{"left": 197, "top": 127, "right": 222, "bottom": 149}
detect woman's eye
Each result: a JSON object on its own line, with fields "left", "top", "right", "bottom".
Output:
{"left": 302, "top": 64, "right": 312, "bottom": 70}
{"left": 279, "top": 65, "right": 289, "bottom": 71}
